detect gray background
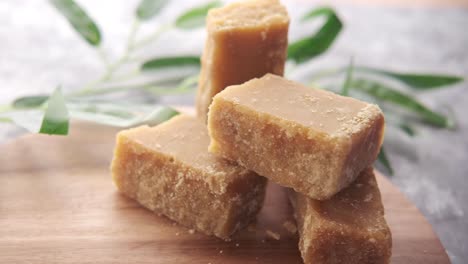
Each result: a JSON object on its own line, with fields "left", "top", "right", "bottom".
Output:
{"left": 0, "top": 0, "right": 467, "bottom": 263}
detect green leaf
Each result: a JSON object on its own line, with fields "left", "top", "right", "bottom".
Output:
{"left": 341, "top": 58, "right": 354, "bottom": 96}
{"left": 175, "top": 1, "right": 221, "bottom": 29}
{"left": 377, "top": 147, "right": 393, "bottom": 175}
{"left": 39, "top": 88, "right": 69, "bottom": 135}
{"left": 0, "top": 110, "right": 44, "bottom": 133}
{"left": 351, "top": 78, "right": 453, "bottom": 128}
{"left": 136, "top": 0, "right": 169, "bottom": 21}
{"left": 50, "top": 0, "right": 101, "bottom": 45}
{"left": 12, "top": 95, "right": 49, "bottom": 109}
{"left": 399, "top": 123, "right": 415, "bottom": 137}
{"left": 141, "top": 56, "right": 200, "bottom": 71}
{"left": 287, "top": 7, "right": 343, "bottom": 63}
{"left": 68, "top": 102, "right": 179, "bottom": 127}
{"left": 381, "top": 110, "right": 416, "bottom": 137}
{"left": 356, "top": 67, "right": 464, "bottom": 89}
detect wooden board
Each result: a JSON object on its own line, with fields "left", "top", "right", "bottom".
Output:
{"left": 0, "top": 119, "right": 449, "bottom": 263}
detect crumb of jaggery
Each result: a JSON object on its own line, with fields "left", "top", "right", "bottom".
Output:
{"left": 282, "top": 220, "right": 297, "bottom": 234}
{"left": 265, "top": 230, "right": 281, "bottom": 240}
{"left": 188, "top": 229, "right": 195, "bottom": 234}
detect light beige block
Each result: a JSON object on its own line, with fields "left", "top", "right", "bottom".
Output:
{"left": 111, "top": 114, "right": 266, "bottom": 240}
{"left": 208, "top": 74, "right": 385, "bottom": 200}
{"left": 196, "top": 0, "right": 289, "bottom": 121}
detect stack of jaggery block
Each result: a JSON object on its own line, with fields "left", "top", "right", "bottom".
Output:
{"left": 111, "top": 0, "right": 392, "bottom": 263}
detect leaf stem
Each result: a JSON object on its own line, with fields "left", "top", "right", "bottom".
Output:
{"left": 126, "top": 19, "right": 140, "bottom": 52}
{"left": 133, "top": 23, "right": 173, "bottom": 49}
{"left": 110, "top": 68, "right": 142, "bottom": 82}
{"left": 0, "top": 117, "right": 12, "bottom": 123}
{"left": 69, "top": 84, "right": 149, "bottom": 97}
{"left": 100, "top": 18, "right": 138, "bottom": 83}
{"left": 68, "top": 77, "right": 186, "bottom": 98}
{"left": 70, "top": 73, "right": 198, "bottom": 98}
{"left": 75, "top": 18, "right": 142, "bottom": 93}
{"left": 0, "top": 104, "right": 14, "bottom": 114}
{"left": 73, "top": 20, "right": 175, "bottom": 97}
{"left": 341, "top": 57, "right": 354, "bottom": 96}
{"left": 97, "top": 47, "right": 110, "bottom": 68}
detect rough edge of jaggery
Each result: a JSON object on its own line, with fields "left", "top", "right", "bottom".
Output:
{"left": 207, "top": 0, "right": 289, "bottom": 32}
{"left": 207, "top": 95, "right": 346, "bottom": 200}
{"left": 223, "top": 176, "right": 268, "bottom": 238}
{"left": 208, "top": 78, "right": 385, "bottom": 198}
{"left": 338, "top": 110, "right": 385, "bottom": 191}
{"left": 289, "top": 169, "right": 392, "bottom": 264}
{"left": 111, "top": 132, "right": 266, "bottom": 240}
{"left": 113, "top": 116, "right": 256, "bottom": 195}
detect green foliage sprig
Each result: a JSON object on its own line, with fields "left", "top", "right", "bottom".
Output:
{"left": 0, "top": 0, "right": 463, "bottom": 174}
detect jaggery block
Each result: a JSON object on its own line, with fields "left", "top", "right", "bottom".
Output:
{"left": 208, "top": 74, "right": 384, "bottom": 200}
{"left": 111, "top": 114, "right": 267, "bottom": 240}
{"left": 288, "top": 168, "right": 392, "bottom": 264}
{"left": 196, "top": 0, "right": 289, "bottom": 120}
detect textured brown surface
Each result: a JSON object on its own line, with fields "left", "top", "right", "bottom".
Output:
{"left": 289, "top": 168, "right": 392, "bottom": 264}
{"left": 111, "top": 115, "right": 266, "bottom": 239}
{"left": 0, "top": 116, "right": 449, "bottom": 263}
{"left": 196, "top": 0, "right": 289, "bottom": 120}
{"left": 207, "top": 74, "right": 384, "bottom": 200}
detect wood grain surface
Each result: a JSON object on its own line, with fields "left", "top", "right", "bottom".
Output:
{"left": 0, "top": 119, "right": 450, "bottom": 263}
